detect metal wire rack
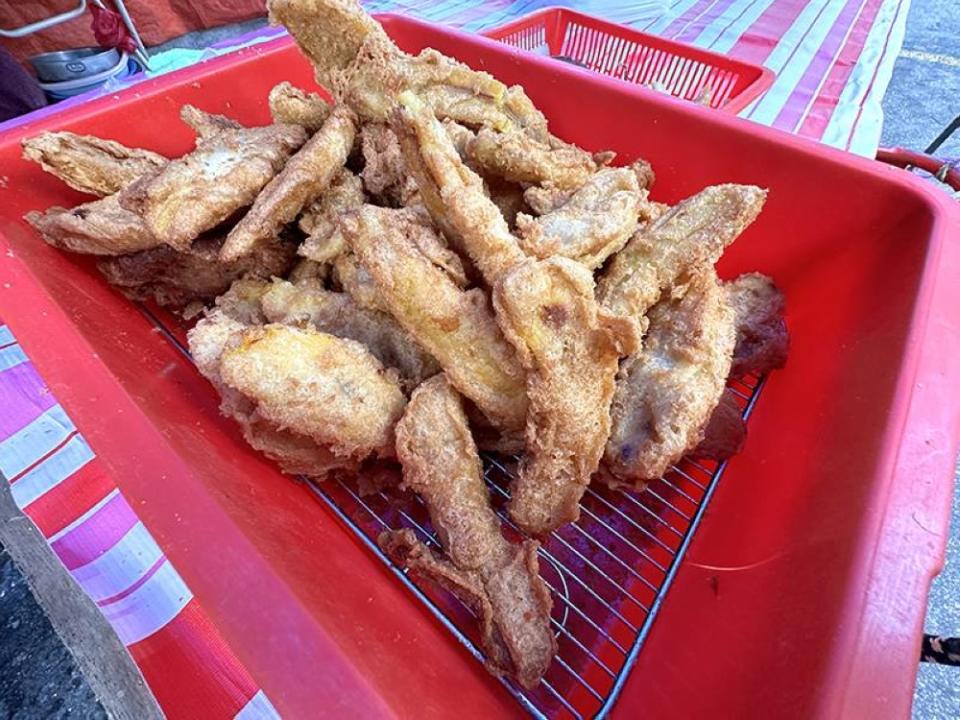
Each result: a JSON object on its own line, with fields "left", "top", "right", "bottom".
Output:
{"left": 140, "top": 304, "right": 764, "bottom": 719}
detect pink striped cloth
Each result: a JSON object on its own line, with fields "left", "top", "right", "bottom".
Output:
{"left": 0, "top": 327, "right": 278, "bottom": 718}
{"left": 0, "top": 2, "right": 912, "bottom": 716}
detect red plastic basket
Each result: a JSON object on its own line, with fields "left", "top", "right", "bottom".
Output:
{"left": 0, "top": 14, "right": 958, "bottom": 720}
{"left": 483, "top": 7, "right": 774, "bottom": 113}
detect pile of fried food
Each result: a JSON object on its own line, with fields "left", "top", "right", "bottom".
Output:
{"left": 22, "top": 0, "right": 788, "bottom": 689}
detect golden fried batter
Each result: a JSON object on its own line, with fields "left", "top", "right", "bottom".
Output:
{"left": 188, "top": 311, "right": 348, "bottom": 476}
{"left": 261, "top": 278, "right": 439, "bottom": 388}
{"left": 343, "top": 205, "right": 528, "bottom": 431}
{"left": 494, "top": 257, "right": 622, "bottom": 535}
{"left": 222, "top": 106, "right": 356, "bottom": 261}
{"left": 97, "top": 233, "right": 296, "bottom": 307}
{"left": 331, "top": 251, "right": 390, "bottom": 313}
{"left": 123, "top": 116, "right": 307, "bottom": 249}
{"left": 25, "top": 184, "right": 160, "bottom": 257}
{"left": 379, "top": 375, "right": 555, "bottom": 688}
{"left": 358, "top": 123, "right": 421, "bottom": 206}
{"left": 516, "top": 167, "right": 644, "bottom": 269}
{"left": 394, "top": 91, "right": 525, "bottom": 285}
{"left": 725, "top": 272, "right": 789, "bottom": 377}
{"left": 268, "top": 81, "right": 331, "bottom": 131}
{"left": 465, "top": 127, "right": 598, "bottom": 190}
{"left": 179, "top": 105, "right": 243, "bottom": 139}
{"left": 604, "top": 269, "right": 736, "bottom": 486}
{"left": 21, "top": 131, "right": 166, "bottom": 197}
{"left": 298, "top": 169, "right": 365, "bottom": 261}
{"left": 597, "top": 184, "right": 766, "bottom": 352}
{"left": 219, "top": 324, "right": 405, "bottom": 459}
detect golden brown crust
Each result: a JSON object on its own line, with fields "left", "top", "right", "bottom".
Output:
{"left": 268, "top": 81, "right": 331, "bottom": 131}
{"left": 604, "top": 269, "right": 736, "bottom": 485}
{"left": 123, "top": 117, "right": 307, "bottom": 249}
{"left": 343, "top": 205, "right": 528, "bottom": 431}
{"left": 223, "top": 105, "right": 356, "bottom": 261}
{"left": 516, "top": 167, "right": 644, "bottom": 269}
{"left": 21, "top": 131, "right": 166, "bottom": 197}
{"left": 597, "top": 183, "right": 766, "bottom": 353}
{"left": 465, "top": 127, "right": 598, "bottom": 190}
{"left": 494, "top": 257, "right": 622, "bottom": 535}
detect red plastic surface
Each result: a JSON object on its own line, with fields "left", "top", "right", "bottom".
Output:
{"left": 482, "top": 7, "right": 775, "bottom": 113}
{"left": 0, "top": 14, "right": 958, "bottom": 719}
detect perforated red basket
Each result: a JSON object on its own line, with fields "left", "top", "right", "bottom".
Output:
{"left": 483, "top": 7, "right": 774, "bottom": 113}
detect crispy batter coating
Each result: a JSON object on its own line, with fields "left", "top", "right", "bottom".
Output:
{"left": 494, "top": 257, "right": 622, "bottom": 535}
{"left": 287, "top": 257, "right": 329, "bottom": 284}
{"left": 223, "top": 106, "right": 356, "bottom": 261}
{"left": 97, "top": 234, "right": 296, "bottom": 308}
{"left": 261, "top": 278, "right": 439, "bottom": 388}
{"left": 25, "top": 179, "right": 161, "bottom": 256}
{"left": 725, "top": 272, "right": 789, "bottom": 377}
{"left": 597, "top": 184, "right": 766, "bottom": 353}
{"left": 123, "top": 116, "right": 307, "bottom": 249}
{"left": 358, "top": 123, "right": 421, "bottom": 206}
{"left": 394, "top": 91, "right": 525, "bottom": 285}
{"left": 604, "top": 269, "right": 736, "bottom": 486}
{"left": 516, "top": 167, "right": 644, "bottom": 269}
{"left": 379, "top": 375, "right": 555, "bottom": 687}
{"left": 331, "top": 251, "right": 390, "bottom": 312}
{"left": 343, "top": 205, "right": 527, "bottom": 431}
{"left": 21, "top": 131, "right": 166, "bottom": 197}
{"left": 298, "top": 169, "right": 365, "bottom": 262}
{"left": 220, "top": 324, "right": 405, "bottom": 458}
{"left": 268, "top": 81, "right": 331, "bottom": 131}
{"left": 188, "top": 311, "right": 348, "bottom": 476}
{"left": 180, "top": 105, "right": 242, "bottom": 139}
{"left": 466, "top": 127, "right": 598, "bottom": 190}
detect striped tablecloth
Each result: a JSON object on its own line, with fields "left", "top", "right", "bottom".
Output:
{"left": 0, "top": 2, "right": 912, "bottom": 718}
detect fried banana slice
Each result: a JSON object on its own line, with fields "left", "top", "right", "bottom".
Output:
{"left": 331, "top": 251, "right": 390, "bottom": 313}
{"left": 21, "top": 131, "right": 166, "bottom": 197}
{"left": 343, "top": 205, "right": 527, "bottom": 432}
{"left": 394, "top": 91, "right": 525, "bottom": 285}
{"left": 597, "top": 184, "right": 766, "bottom": 352}
{"left": 465, "top": 127, "right": 599, "bottom": 190}
{"left": 298, "top": 169, "right": 365, "bottom": 261}
{"left": 180, "top": 105, "right": 243, "bottom": 139}
{"left": 725, "top": 272, "right": 789, "bottom": 377}
{"left": 268, "top": 81, "right": 331, "bottom": 131}
{"left": 494, "top": 257, "right": 622, "bottom": 535}
{"left": 515, "top": 167, "right": 644, "bottom": 269}
{"left": 604, "top": 269, "right": 736, "bottom": 486}
{"left": 188, "top": 311, "right": 348, "bottom": 476}
{"left": 261, "top": 278, "right": 439, "bottom": 388}
{"left": 97, "top": 233, "right": 296, "bottom": 308}
{"left": 25, "top": 183, "right": 160, "bottom": 256}
{"left": 123, "top": 117, "right": 307, "bottom": 249}
{"left": 358, "top": 123, "right": 421, "bottom": 206}
{"left": 222, "top": 106, "right": 356, "bottom": 261}
{"left": 220, "top": 324, "right": 405, "bottom": 459}
{"left": 379, "top": 375, "right": 555, "bottom": 688}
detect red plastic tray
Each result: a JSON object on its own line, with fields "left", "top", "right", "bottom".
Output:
{"left": 1, "top": 14, "right": 958, "bottom": 719}
{"left": 482, "top": 7, "right": 775, "bottom": 113}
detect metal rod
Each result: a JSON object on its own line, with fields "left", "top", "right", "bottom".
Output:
{"left": 0, "top": 0, "right": 88, "bottom": 38}
{"left": 643, "top": 488, "right": 693, "bottom": 522}
{"left": 657, "top": 476, "right": 699, "bottom": 505}
{"left": 573, "top": 503, "right": 669, "bottom": 575}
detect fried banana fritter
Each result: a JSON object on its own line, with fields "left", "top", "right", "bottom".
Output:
{"left": 331, "top": 250, "right": 390, "bottom": 313}
{"left": 343, "top": 205, "right": 528, "bottom": 432}
{"left": 180, "top": 105, "right": 243, "bottom": 139}
{"left": 261, "top": 278, "right": 440, "bottom": 388}
{"left": 465, "top": 127, "right": 599, "bottom": 190}
{"left": 219, "top": 324, "right": 405, "bottom": 458}
{"left": 25, "top": 181, "right": 161, "bottom": 256}
{"left": 394, "top": 91, "right": 525, "bottom": 285}
{"left": 298, "top": 169, "right": 365, "bottom": 262}
{"left": 97, "top": 233, "right": 296, "bottom": 307}
{"left": 515, "top": 167, "right": 644, "bottom": 269}
{"left": 494, "top": 257, "right": 622, "bottom": 535}
{"left": 123, "top": 114, "right": 307, "bottom": 249}
{"left": 597, "top": 184, "right": 766, "bottom": 352}
{"left": 725, "top": 272, "right": 789, "bottom": 377}
{"left": 604, "top": 269, "right": 736, "bottom": 486}
{"left": 358, "top": 123, "right": 421, "bottom": 206}
{"left": 21, "top": 131, "right": 166, "bottom": 197}
{"left": 188, "top": 312, "right": 352, "bottom": 476}
{"left": 223, "top": 105, "right": 356, "bottom": 260}
{"left": 378, "top": 375, "right": 555, "bottom": 688}
{"left": 268, "top": 81, "right": 331, "bottom": 131}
